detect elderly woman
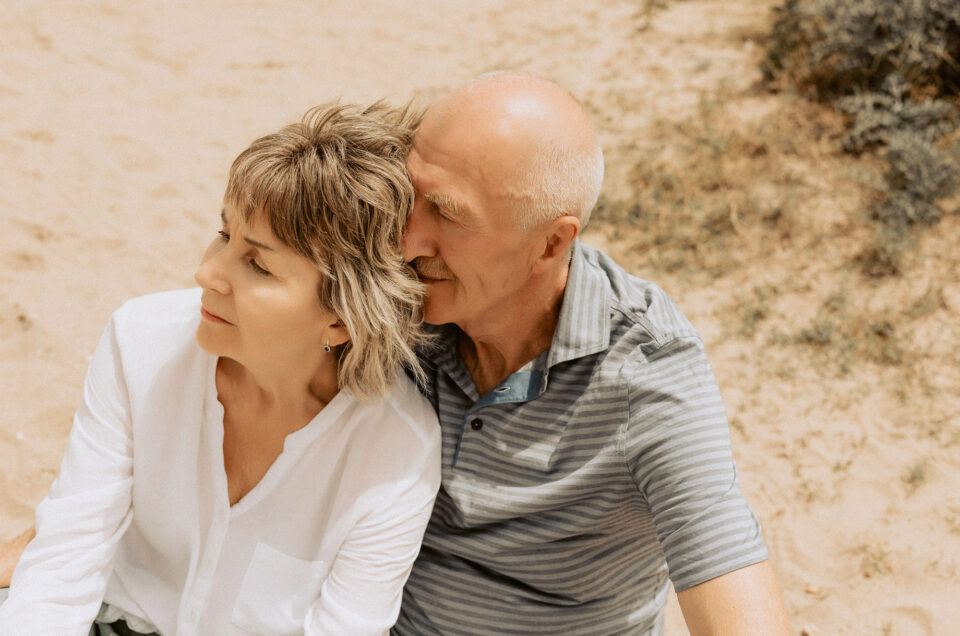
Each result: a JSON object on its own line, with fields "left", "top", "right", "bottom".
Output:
{"left": 0, "top": 103, "right": 440, "bottom": 635}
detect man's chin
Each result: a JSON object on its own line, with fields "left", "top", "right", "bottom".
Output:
{"left": 421, "top": 309, "right": 448, "bottom": 326}
{"left": 420, "top": 280, "right": 467, "bottom": 325}
{"left": 421, "top": 299, "right": 453, "bottom": 327}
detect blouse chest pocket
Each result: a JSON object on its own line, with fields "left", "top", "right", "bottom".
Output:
{"left": 231, "top": 542, "right": 330, "bottom": 635}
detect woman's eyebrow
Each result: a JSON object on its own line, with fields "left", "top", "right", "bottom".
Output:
{"left": 220, "top": 209, "right": 276, "bottom": 251}
{"left": 243, "top": 237, "right": 276, "bottom": 252}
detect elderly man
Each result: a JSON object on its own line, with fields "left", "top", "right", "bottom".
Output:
{"left": 393, "top": 72, "right": 790, "bottom": 634}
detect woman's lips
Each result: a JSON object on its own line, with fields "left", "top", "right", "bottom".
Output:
{"left": 201, "top": 306, "right": 233, "bottom": 325}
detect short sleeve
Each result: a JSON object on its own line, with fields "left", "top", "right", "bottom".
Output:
{"left": 624, "top": 335, "right": 768, "bottom": 591}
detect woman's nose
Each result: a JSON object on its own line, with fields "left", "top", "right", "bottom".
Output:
{"left": 194, "top": 242, "right": 230, "bottom": 294}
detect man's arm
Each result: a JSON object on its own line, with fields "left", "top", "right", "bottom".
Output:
{"left": 622, "top": 333, "right": 789, "bottom": 633}
{"left": 0, "top": 527, "right": 35, "bottom": 588}
{"left": 677, "top": 560, "right": 791, "bottom": 635}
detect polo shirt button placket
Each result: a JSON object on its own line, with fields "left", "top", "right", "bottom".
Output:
{"left": 470, "top": 418, "right": 483, "bottom": 431}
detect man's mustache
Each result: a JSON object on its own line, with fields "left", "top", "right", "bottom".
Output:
{"left": 411, "top": 258, "right": 455, "bottom": 281}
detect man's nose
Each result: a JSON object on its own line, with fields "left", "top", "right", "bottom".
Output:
{"left": 401, "top": 197, "right": 435, "bottom": 262}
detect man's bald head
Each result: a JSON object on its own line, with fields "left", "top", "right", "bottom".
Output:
{"left": 417, "top": 72, "right": 604, "bottom": 229}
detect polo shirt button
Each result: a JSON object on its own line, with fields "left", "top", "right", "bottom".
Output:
{"left": 470, "top": 418, "right": 483, "bottom": 431}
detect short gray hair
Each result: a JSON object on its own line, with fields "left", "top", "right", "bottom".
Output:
{"left": 223, "top": 101, "right": 426, "bottom": 398}
{"left": 510, "top": 136, "right": 604, "bottom": 229}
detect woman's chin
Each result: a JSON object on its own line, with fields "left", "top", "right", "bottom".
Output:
{"left": 195, "top": 326, "right": 230, "bottom": 357}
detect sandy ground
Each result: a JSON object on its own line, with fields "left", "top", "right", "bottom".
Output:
{"left": 2, "top": 1, "right": 958, "bottom": 634}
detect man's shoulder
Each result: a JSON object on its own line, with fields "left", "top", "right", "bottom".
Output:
{"left": 578, "top": 243, "right": 700, "bottom": 347}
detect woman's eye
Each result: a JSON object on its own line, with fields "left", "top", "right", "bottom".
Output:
{"left": 248, "top": 258, "right": 271, "bottom": 276}
{"left": 217, "top": 230, "right": 230, "bottom": 242}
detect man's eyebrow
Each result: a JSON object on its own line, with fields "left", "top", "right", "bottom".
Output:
{"left": 220, "top": 209, "right": 276, "bottom": 251}
{"left": 424, "top": 192, "right": 468, "bottom": 218}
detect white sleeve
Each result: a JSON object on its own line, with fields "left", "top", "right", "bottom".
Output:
{"left": 304, "top": 423, "right": 441, "bottom": 636}
{"left": 0, "top": 316, "right": 135, "bottom": 635}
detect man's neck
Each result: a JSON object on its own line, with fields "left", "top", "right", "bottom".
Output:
{"left": 457, "top": 266, "right": 569, "bottom": 396}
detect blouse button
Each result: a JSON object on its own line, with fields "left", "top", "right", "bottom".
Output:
{"left": 470, "top": 418, "right": 483, "bottom": 431}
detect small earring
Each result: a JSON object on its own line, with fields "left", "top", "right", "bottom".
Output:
{"left": 324, "top": 340, "right": 331, "bottom": 352}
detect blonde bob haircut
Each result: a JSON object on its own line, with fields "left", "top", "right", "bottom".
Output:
{"left": 223, "top": 101, "right": 426, "bottom": 399}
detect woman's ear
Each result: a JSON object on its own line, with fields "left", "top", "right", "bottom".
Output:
{"left": 327, "top": 319, "right": 351, "bottom": 348}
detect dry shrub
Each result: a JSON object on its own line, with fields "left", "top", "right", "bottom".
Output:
{"left": 763, "top": 0, "right": 960, "bottom": 100}
{"left": 791, "top": 299, "right": 907, "bottom": 374}
{"left": 763, "top": 0, "right": 960, "bottom": 276}
{"left": 838, "top": 77, "right": 958, "bottom": 153}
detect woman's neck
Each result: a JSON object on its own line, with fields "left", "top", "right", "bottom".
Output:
{"left": 217, "top": 353, "right": 340, "bottom": 425}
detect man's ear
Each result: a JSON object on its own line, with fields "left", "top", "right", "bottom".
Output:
{"left": 533, "top": 215, "right": 580, "bottom": 272}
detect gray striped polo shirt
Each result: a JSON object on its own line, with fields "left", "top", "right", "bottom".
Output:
{"left": 394, "top": 241, "right": 767, "bottom": 635}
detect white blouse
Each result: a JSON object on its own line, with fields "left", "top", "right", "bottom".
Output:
{"left": 0, "top": 289, "right": 441, "bottom": 635}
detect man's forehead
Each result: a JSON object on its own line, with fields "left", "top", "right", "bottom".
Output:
{"left": 405, "top": 143, "right": 425, "bottom": 178}
{"left": 405, "top": 138, "right": 460, "bottom": 190}
{"left": 405, "top": 147, "right": 432, "bottom": 196}
{"left": 408, "top": 126, "right": 498, "bottom": 189}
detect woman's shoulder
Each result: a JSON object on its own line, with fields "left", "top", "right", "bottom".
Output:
{"left": 107, "top": 288, "right": 203, "bottom": 355}
{"left": 340, "top": 376, "right": 441, "bottom": 491}
{"left": 378, "top": 374, "right": 440, "bottom": 441}
{"left": 113, "top": 288, "right": 201, "bottom": 326}
{"left": 343, "top": 375, "right": 440, "bottom": 461}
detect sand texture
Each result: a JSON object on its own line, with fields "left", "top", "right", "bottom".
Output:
{"left": 2, "top": 2, "right": 958, "bottom": 634}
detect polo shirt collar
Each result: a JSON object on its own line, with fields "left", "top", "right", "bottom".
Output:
{"left": 545, "top": 239, "right": 611, "bottom": 369}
